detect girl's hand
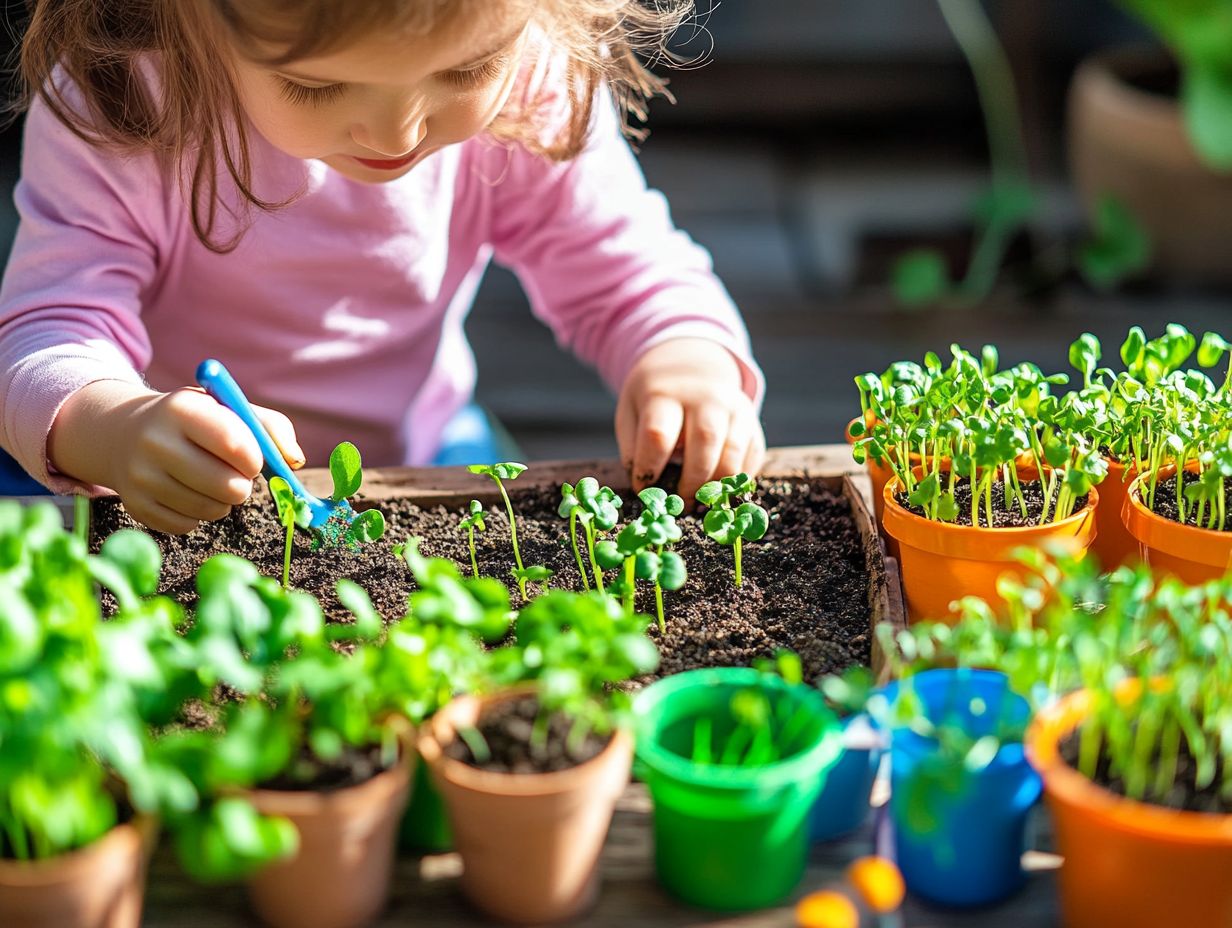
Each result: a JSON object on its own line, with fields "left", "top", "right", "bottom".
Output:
{"left": 615, "top": 338, "right": 765, "bottom": 504}
{"left": 49, "top": 380, "right": 305, "bottom": 534}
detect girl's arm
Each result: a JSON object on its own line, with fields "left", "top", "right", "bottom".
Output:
{"left": 487, "top": 87, "right": 765, "bottom": 501}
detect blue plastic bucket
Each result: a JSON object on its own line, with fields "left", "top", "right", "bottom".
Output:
{"left": 886, "top": 668, "right": 1041, "bottom": 908}
{"left": 808, "top": 713, "right": 882, "bottom": 842}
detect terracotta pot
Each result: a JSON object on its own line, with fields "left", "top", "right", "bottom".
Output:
{"left": 882, "top": 469, "right": 1098, "bottom": 623}
{"left": 1070, "top": 49, "right": 1232, "bottom": 283}
{"left": 1122, "top": 468, "right": 1232, "bottom": 584}
{"left": 846, "top": 416, "right": 897, "bottom": 529}
{"left": 418, "top": 690, "right": 632, "bottom": 924}
{"left": 1091, "top": 457, "right": 1139, "bottom": 570}
{"left": 0, "top": 817, "right": 155, "bottom": 928}
{"left": 1026, "top": 687, "right": 1232, "bottom": 928}
{"left": 246, "top": 750, "right": 412, "bottom": 928}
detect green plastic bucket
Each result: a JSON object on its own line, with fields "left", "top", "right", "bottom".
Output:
{"left": 634, "top": 668, "right": 841, "bottom": 910}
{"left": 398, "top": 754, "right": 453, "bottom": 852}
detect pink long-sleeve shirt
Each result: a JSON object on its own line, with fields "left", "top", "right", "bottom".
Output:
{"left": 0, "top": 68, "right": 762, "bottom": 494}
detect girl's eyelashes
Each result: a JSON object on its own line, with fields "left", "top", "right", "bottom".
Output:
{"left": 276, "top": 78, "right": 347, "bottom": 107}
{"left": 442, "top": 55, "right": 509, "bottom": 90}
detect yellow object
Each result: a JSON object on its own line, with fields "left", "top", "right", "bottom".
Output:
{"left": 796, "top": 891, "right": 859, "bottom": 928}
{"left": 847, "top": 856, "right": 906, "bottom": 914}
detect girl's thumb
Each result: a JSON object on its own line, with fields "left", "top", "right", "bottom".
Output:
{"left": 255, "top": 405, "right": 307, "bottom": 470}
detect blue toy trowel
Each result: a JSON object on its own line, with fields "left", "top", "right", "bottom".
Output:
{"left": 195, "top": 358, "right": 354, "bottom": 530}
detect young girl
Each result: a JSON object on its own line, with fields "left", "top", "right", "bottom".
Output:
{"left": 0, "top": 0, "right": 764, "bottom": 535}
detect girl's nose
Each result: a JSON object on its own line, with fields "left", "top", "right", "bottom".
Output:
{"left": 352, "top": 104, "right": 427, "bottom": 158}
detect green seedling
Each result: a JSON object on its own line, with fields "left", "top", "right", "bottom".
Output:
{"left": 595, "top": 488, "right": 686, "bottom": 628}
{"left": 469, "top": 462, "right": 549, "bottom": 601}
{"left": 269, "top": 476, "right": 313, "bottom": 589}
{"left": 458, "top": 500, "right": 487, "bottom": 579}
{"left": 697, "top": 473, "right": 768, "bottom": 587}
{"left": 312, "top": 442, "right": 386, "bottom": 549}
{"left": 560, "top": 478, "right": 623, "bottom": 594}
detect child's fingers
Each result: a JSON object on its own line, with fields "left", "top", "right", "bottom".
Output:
{"left": 678, "top": 405, "right": 729, "bottom": 504}
{"left": 124, "top": 496, "right": 202, "bottom": 536}
{"left": 253, "top": 404, "right": 307, "bottom": 469}
{"left": 174, "top": 391, "right": 263, "bottom": 479}
{"left": 632, "top": 396, "right": 684, "bottom": 490}
{"left": 742, "top": 425, "right": 767, "bottom": 478}
{"left": 164, "top": 446, "right": 255, "bottom": 507}
{"left": 140, "top": 471, "right": 234, "bottom": 523}
{"left": 714, "top": 410, "right": 754, "bottom": 481}
{"left": 615, "top": 394, "right": 638, "bottom": 477}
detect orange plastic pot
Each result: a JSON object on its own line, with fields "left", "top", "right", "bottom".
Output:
{"left": 1123, "top": 468, "right": 1232, "bottom": 584}
{"left": 881, "top": 470, "right": 1098, "bottom": 623}
{"left": 846, "top": 416, "right": 914, "bottom": 533}
{"left": 1091, "top": 457, "right": 1139, "bottom": 570}
{"left": 1026, "top": 688, "right": 1232, "bottom": 928}
{"left": 419, "top": 689, "right": 631, "bottom": 924}
{"left": 0, "top": 817, "right": 155, "bottom": 928}
{"left": 246, "top": 749, "right": 412, "bottom": 928}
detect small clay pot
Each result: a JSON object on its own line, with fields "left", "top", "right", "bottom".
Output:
{"left": 418, "top": 689, "right": 632, "bottom": 925}
{"left": 882, "top": 468, "right": 1098, "bottom": 623}
{"left": 245, "top": 749, "right": 412, "bottom": 928}
{"left": 0, "top": 817, "right": 155, "bottom": 928}
{"left": 1091, "top": 457, "right": 1139, "bottom": 570}
{"left": 1122, "top": 467, "right": 1232, "bottom": 584}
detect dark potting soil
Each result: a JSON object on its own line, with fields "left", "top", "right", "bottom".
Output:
{"left": 895, "top": 476, "right": 1089, "bottom": 528}
{"left": 90, "top": 475, "right": 873, "bottom": 682}
{"left": 1149, "top": 473, "right": 1232, "bottom": 532}
{"left": 1059, "top": 729, "right": 1232, "bottom": 815}
{"left": 258, "top": 742, "right": 394, "bottom": 793}
{"left": 443, "top": 693, "right": 611, "bottom": 774}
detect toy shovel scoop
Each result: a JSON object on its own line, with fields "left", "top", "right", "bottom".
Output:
{"left": 195, "top": 359, "right": 354, "bottom": 531}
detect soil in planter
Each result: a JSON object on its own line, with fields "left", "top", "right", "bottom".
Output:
{"left": 1059, "top": 729, "right": 1232, "bottom": 815}
{"left": 258, "top": 743, "right": 394, "bottom": 793}
{"left": 895, "top": 476, "right": 1089, "bottom": 528}
{"left": 1149, "top": 473, "right": 1232, "bottom": 532}
{"left": 90, "top": 476, "right": 872, "bottom": 682}
{"left": 444, "top": 694, "right": 611, "bottom": 775}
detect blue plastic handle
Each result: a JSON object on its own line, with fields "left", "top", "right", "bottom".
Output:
{"left": 195, "top": 359, "right": 333, "bottom": 528}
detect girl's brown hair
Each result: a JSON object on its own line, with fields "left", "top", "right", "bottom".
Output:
{"left": 13, "top": 0, "right": 694, "bottom": 252}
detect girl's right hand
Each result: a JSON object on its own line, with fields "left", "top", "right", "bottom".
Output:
{"left": 48, "top": 380, "right": 305, "bottom": 534}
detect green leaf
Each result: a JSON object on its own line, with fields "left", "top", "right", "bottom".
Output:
{"left": 634, "top": 550, "right": 660, "bottom": 581}
{"left": 1120, "top": 325, "right": 1146, "bottom": 369}
{"left": 594, "top": 540, "right": 624, "bottom": 571}
{"left": 736, "top": 502, "right": 769, "bottom": 542}
{"left": 345, "top": 509, "right": 385, "bottom": 545}
{"left": 513, "top": 565, "right": 553, "bottom": 583}
{"left": 658, "top": 551, "right": 687, "bottom": 590}
{"left": 328, "top": 442, "right": 363, "bottom": 502}
{"left": 703, "top": 508, "right": 738, "bottom": 546}
{"left": 1078, "top": 195, "right": 1151, "bottom": 290}
{"left": 695, "top": 481, "right": 724, "bottom": 507}
{"left": 1198, "top": 331, "right": 1231, "bottom": 368}
{"left": 1182, "top": 64, "right": 1232, "bottom": 170}
{"left": 99, "top": 530, "right": 162, "bottom": 598}
{"left": 892, "top": 249, "right": 949, "bottom": 308}
{"left": 336, "top": 579, "right": 381, "bottom": 639}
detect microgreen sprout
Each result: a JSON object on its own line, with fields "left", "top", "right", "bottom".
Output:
{"left": 697, "top": 473, "right": 768, "bottom": 587}
{"left": 457, "top": 500, "right": 487, "bottom": 579}
{"left": 312, "top": 441, "right": 386, "bottom": 548}
{"left": 595, "top": 488, "right": 686, "bottom": 629}
{"left": 559, "top": 477, "right": 623, "bottom": 594}
{"left": 269, "top": 476, "right": 313, "bottom": 589}
{"left": 469, "top": 462, "right": 545, "bottom": 601}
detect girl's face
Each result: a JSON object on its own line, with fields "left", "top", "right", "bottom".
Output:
{"left": 229, "top": 6, "right": 533, "bottom": 183}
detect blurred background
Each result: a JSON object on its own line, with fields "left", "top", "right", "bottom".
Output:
{"left": 1, "top": 0, "right": 1228, "bottom": 462}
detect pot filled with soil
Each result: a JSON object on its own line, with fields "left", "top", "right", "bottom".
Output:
{"left": 1070, "top": 49, "right": 1232, "bottom": 284}
{"left": 1091, "top": 456, "right": 1139, "bottom": 570}
{"left": 0, "top": 817, "right": 155, "bottom": 928}
{"left": 417, "top": 688, "right": 633, "bottom": 924}
{"left": 1123, "top": 467, "right": 1232, "bottom": 583}
{"left": 245, "top": 744, "right": 412, "bottom": 928}
{"left": 632, "top": 667, "right": 841, "bottom": 910}
{"left": 882, "top": 467, "right": 1098, "bottom": 623}
{"left": 885, "top": 669, "right": 1040, "bottom": 908}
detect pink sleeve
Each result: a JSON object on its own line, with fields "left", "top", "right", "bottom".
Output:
{"left": 487, "top": 88, "right": 765, "bottom": 407}
{"left": 0, "top": 91, "right": 166, "bottom": 493}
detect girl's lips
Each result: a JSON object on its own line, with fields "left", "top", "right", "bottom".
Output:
{"left": 353, "top": 151, "right": 420, "bottom": 171}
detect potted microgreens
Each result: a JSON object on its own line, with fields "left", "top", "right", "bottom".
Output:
{"left": 596, "top": 487, "right": 687, "bottom": 630}
{"left": 558, "top": 477, "right": 623, "bottom": 592}
{"left": 468, "top": 462, "right": 552, "bottom": 601}
{"left": 854, "top": 343, "right": 1100, "bottom": 621}
{"left": 457, "top": 499, "right": 486, "bottom": 579}
{"left": 632, "top": 663, "right": 840, "bottom": 911}
{"left": 697, "top": 473, "right": 768, "bottom": 588}
{"left": 933, "top": 548, "right": 1232, "bottom": 927}
{"left": 0, "top": 505, "right": 292, "bottom": 928}
{"left": 417, "top": 587, "right": 658, "bottom": 924}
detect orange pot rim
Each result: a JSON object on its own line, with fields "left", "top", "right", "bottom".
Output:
{"left": 0, "top": 816, "right": 155, "bottom": 887}
{"left": 1026, "top": 689, "right": 1232, "bottom": 844}
{"left": 245, "top": 742, "right": 413, "bottom": 817}
{"left": 418, "top": 688, "right": 633, "bottom": 799}
{"left": 881, "top": 468, "right": 1099, "bottom": 554}
{"left": 1123, "top": 470, "right": 1232, "bottom": 571}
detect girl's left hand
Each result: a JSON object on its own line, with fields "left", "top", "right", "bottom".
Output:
{"left": 615, "top": 337, "right": 765, "bottom": 504}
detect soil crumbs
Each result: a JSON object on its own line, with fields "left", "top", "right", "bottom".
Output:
{"left": 91, "top": 476, "right": 873, "bottom": 683}
{"left": 1150, "top": 473, "right": 1232, "bottom": 532}
{"left": 1059, "top": 730, "right": 1232, "bottom": 815}
{"left": 896, "top": 477, "right": 1089, "bottom": 528}
{"left": 445, "top": 694, "right": 611, "bottom": 774}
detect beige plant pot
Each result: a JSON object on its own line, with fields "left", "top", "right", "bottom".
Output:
{"left": 245, "top": 751, "right": 412, "bottom": 928}
{"left": 1069, "top": 48, "right": 1232, "bottom": 283}
{"left": 0, "top": 817, "right": 156, "bottom": 928}
{"left": 418, "top": 689, "right": 633, "bottom": 925}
